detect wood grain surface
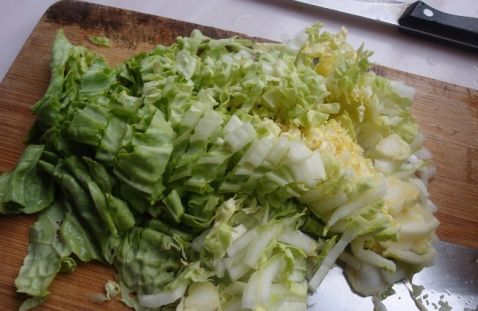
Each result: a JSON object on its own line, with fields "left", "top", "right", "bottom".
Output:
{"left": 0, "top": 1, "right": 476, "bottom": 310}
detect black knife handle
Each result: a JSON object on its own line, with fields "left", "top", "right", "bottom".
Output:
{"left": 398, "top": 1, "right": 478, "bottom": 53}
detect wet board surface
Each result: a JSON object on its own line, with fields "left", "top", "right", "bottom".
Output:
{"left": 0, "top": 0, "right": 477, "bottom": 309}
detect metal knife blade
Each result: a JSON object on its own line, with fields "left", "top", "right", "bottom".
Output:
{"left": 294, "top": 0, "right": 478, "bottom": 52}
{"left": 295, "top": 0, "right": 412, "bottom": 25}
{"left": 307, "top": 241, "right": 478, "bottom": 310}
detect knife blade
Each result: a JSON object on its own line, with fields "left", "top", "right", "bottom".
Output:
{"left": 308, "top": 240, "right": 478, "bottom": 311}
{"left": 294, "top": 0, "right": 478, "bottom": 52}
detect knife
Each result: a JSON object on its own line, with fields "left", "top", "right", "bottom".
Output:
{"left": 308, "top": 240, "right": 478, "bottom": 311}
{"left": 294, "top": 0, "right": 478, "bottom": 52}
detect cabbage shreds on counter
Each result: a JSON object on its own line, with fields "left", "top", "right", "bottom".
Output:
{"left": 0, "top": 24, "right": 438, "bottom": 311}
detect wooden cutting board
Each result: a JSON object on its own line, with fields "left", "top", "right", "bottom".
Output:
{"left": 0, "top": 1, "right": 476, "bottom": 310}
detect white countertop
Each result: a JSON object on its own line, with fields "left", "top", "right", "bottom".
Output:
{"left": 1, "top": 0, "right": 477, "bottom": 89}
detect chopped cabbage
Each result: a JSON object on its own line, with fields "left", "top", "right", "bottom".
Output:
{"left": 0, "top": 25, "right": 438, "bottom": 311}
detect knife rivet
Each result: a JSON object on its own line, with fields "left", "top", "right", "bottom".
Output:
{"left": 423, "top": 8, "right": 434, "bottom": 17}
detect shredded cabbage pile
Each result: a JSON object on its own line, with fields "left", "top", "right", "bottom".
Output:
{"left": 0, "top": 24, "right": 438, "bottom": 311}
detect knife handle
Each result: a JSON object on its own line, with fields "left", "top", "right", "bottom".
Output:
{"left": 398, "top": 1, "right": 478, "bottom": 53}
